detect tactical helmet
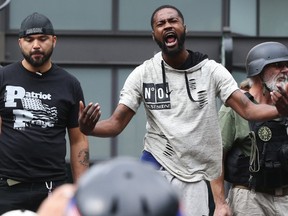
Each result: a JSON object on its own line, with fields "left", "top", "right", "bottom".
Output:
{"left": 74, "top": 157, "right": 180, "bottom": 216}
{"left": 246, "top": 41, "right": 288, "bottom": 77}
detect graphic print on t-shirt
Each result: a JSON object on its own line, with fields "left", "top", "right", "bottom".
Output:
{"left": 143, "top": 83, "right": 171, "bottom": 110}
{"left": 4, "top": 85, "right": 57, "bottom": 130}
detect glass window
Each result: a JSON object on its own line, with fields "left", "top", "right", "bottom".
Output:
{"left": 64, "top": 67, "right": 146, "bottom": 160}
{"left": 260, "top": 0, "right": 288, "bottom": 37}
{"left": 117, "top": 68, "right": 146, "bottom": 157}
{"left": 230, "top": 0, "right": 256, "bottom": 36}
{"left": 119, "top": 0, "right": 222, "bottom": 31}
{"left": 9, "top": 0, "right": 112, "bottom": 31}
{"left": 231, "top": 0, "right": 288, "bottom": 37}
{"left": 65, "top": 67, "right": 113, "bottom": 161}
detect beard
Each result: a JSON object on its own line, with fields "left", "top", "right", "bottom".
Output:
{"left": 154, "top": 31, "right": 186, "bottom": 57}
{"left": 21, "top": 46, "right": 53, "bottom": 68}
{"left": 265, "top": 74, "right": 288, "bottom": 92}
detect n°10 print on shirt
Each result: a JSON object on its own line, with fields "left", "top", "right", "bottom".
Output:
{"left": 143, "top": 83, "right": 171, "bottom": 110}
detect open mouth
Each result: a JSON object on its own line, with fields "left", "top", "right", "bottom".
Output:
{"left": 164, "top": 32, "right": 177, "bottom": 47}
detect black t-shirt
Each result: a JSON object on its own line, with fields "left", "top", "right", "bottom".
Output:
{"left": 0, "top": 62, "right": 85, "bottom": 182}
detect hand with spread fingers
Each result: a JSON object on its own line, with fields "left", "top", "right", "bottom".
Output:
{"left": 78, "top": 101, "right": 101, "bottom": 135}
{"left": 271, "top": 83, "right": 288, "bottom": 116}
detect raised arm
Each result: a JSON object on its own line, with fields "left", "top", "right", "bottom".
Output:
{"left": 226, "top": 89, "right": 280, "bottom": 121}
{"left": 78, "top": 101, "right": 135, "bottom": 137}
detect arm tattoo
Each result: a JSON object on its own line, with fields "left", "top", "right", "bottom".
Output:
{"left": 78, "top": 148, "right": 89, "bottom": 167}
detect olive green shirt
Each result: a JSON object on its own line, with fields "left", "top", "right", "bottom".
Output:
{"left": 218, "top": 104, "right": 252, "bottom": 156}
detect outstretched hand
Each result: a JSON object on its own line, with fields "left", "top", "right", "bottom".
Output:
{"left": 270, "top": 83, "right": 288, "bottom": 116}
{"left": 78, "top": 101, "right": 101, "bottom": 135}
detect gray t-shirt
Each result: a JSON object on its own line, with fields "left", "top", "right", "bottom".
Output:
{"left": 119, "top": 51, "right": 238, "bottom": 182}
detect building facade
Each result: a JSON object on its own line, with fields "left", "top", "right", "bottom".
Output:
{"left": 1, "top": 0, "right": 288, "bottom": 161}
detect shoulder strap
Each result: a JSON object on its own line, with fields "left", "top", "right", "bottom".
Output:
{"left": 244, "top": 92, "right": 255, "bottom": 130}
{"left": 244, "top": 91, "right": 254, "bottom": 101}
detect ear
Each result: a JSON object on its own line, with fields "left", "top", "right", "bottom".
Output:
{"left": 184, "top": 25, "right": 187, "bottom": 33}
{"left": 18, "top": 39, "right": 22, "bottom": 48}
{"left": 52, "top": 36, "right": 57, "bottom": 48}
{"left": 152, "top": 31, "right": 155, "bottom": 41}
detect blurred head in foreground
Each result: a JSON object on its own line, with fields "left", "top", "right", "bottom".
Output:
{"left": 68, "top": 157, "right": 180, "bottom": 216}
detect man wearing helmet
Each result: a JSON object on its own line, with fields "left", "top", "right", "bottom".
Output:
{"left": 211, "top": 41, "right": 288, "bottom": 216}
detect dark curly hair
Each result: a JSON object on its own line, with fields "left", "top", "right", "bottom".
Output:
{"left": 150, "top": 5, "right": 184, "bottom": 29}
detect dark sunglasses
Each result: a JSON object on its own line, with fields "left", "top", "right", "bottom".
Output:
{"left": 267, "top": 61, "right": 288, "bottom": 69}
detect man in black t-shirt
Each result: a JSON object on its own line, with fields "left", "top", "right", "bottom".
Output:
{"left": 0, "top": 12, "right": 89, "bottom": 214}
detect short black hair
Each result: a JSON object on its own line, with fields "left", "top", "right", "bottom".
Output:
{"left": 150, "top": 5, "right": 184, "bottom": 29}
